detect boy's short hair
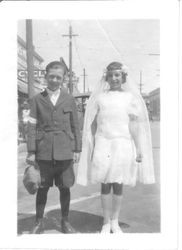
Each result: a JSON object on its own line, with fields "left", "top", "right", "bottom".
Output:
{"left": 45, "top": 61, "right": 66, "bottom": 75}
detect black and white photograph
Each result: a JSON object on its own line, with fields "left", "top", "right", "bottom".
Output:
{"left": 0, "top": 0, "right": 180, "bottom": 249}
{"left": 17, "top": 19, "right": 160, "bottom": 234}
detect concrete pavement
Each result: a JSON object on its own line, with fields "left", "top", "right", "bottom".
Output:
{"left": 18, "top": 121, "right": 160, "bottom": 234}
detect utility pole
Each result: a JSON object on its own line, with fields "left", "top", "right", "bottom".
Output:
{"left": 81, "top": 68, "right": 87, "bottom": 93}
{"left": 26, "top": 19, "right": 34, "bottom": 99}
{"left": 139, "top": 70, "right": 143, "bottom": 94}
{"left": 62, "top": 25, "right": 78, "bottom": 94}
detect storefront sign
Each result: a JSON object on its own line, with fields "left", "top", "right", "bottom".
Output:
{"left": 18, "top": 70, "right": 46, "bottom": 79}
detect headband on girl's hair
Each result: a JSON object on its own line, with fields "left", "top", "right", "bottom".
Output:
{"left": 106, "top": 62, "right": 123, "bottom": 71}
{"left": 105, "top": 62, "right": 128, "bottom": 82}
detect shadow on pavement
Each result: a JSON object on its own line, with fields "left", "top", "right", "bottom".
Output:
{"left": 18, "top": 213, "right": 35, "bottom": 234}
{"left": 18, "top": 209, "right": 129, "bottom": 234}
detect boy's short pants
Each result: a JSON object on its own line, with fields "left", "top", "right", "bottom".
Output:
{"left": 37, "top": 159, "right": 74, "bottom": 188}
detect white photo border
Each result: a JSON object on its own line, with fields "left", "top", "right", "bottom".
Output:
{"left": 0, "top": 0, "right": 180, "bottom": 249}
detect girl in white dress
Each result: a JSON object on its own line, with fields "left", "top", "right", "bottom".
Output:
{"left": 77, "top": 62, "right": 155, "bottom": 233}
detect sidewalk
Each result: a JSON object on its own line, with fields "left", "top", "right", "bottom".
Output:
{"left": 18, "top": 121, "right": 160, "bottom": 234}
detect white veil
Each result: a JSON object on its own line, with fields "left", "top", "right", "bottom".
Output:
{"left": 77, "top": 65, "right": 155, "bottom": 186}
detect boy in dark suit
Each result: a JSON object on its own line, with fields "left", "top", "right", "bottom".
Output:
{"left": 26, "top": 61, "right": 81, "bottom": 234}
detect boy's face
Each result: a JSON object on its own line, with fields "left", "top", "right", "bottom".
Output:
{"left": 46, "top": 67, "right": 64, "bottom": 91}
{"left": 107, "top": 70, "right": 123, "bottom": 91}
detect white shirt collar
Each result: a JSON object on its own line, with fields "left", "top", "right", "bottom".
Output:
{"left": 46, "top": 88, "right": 61, "bottom": 105}
{"left": 46, "top": 87, "right": 61, "bottom": 96}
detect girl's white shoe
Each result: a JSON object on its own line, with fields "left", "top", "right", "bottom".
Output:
{"left": 100, "top": 221, "right": 111, "bottom": 233}
{"left": 111, "top": 219, "right": 123, "bottom": 233}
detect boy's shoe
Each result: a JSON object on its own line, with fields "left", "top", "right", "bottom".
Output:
{"left": 30, "top": 218, "right": 44, "bottom": 234}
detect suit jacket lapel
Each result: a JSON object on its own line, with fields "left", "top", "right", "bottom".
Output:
{"left": 40, "top": 89, "right": 55, "bottom": 109}
{"left": 55, "top": 89, "right": 68, "bottom": 107}
{"left": 40, "top": 88, "right": 68, "bottom": 108}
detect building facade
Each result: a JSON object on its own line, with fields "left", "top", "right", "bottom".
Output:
{"left": 18, "top": 36, "right": 45, "bottom": 140}
{"left": 143, "top": 88, "right": 160, "bottom": 121}
{"left": 18, "top": 38, "right": 80, "bottom": 139}
{"left": 148, "top": 88, "right": 160, "bottom": 120}
{"left": 18, "top": 35, "right": 45, "bottom": 105}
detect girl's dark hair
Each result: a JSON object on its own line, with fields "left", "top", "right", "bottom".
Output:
{"left": 45, "top": 61, "right": 66, "bottom": 75}
{"left": 106, "top": 61, "right": 127, "bottom": 83}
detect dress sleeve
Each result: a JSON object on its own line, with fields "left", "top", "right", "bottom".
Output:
{"left": 127, "top": 95, "right": 140, "bottom": 117}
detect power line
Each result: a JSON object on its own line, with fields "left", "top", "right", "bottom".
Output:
{"left": 96, "top": 20, "right": 156, "bottom": 93}
{"left": 62, "top": 24, "right": 78, "bottom": 94}
{"left": 72, "top": 36, "right": 84, "bottom": 70}
{"left": 81, "top": 68, "right": 88, "bottom": 93}
{"left": 96, "top": 20, "right": 137, "bottom": 78}
{"left": 96, "top": 20, "right": 122, "bottom": 59}
{"left": 68, "top": 21, "right": 85, "bottom": 70}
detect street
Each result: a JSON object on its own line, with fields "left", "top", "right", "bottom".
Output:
{"left": 18, "top": 121, "right": 160, "bottom": 234}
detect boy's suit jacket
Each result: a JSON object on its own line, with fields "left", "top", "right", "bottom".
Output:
{"left": 27, "top": 88, "right": 81, "bottom": 161}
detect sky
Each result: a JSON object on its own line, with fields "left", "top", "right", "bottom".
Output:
{"left": 18, "top": 19, "right": 160, "bottom": 94}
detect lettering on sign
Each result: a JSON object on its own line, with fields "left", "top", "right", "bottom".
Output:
{"left": 18, "top": 70, "right": 46, "bottom": 79}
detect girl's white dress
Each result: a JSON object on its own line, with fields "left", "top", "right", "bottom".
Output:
{"left": 91, "top": 90, "right": 139, "bottom": 185}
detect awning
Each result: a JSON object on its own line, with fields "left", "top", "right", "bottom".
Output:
{"left": 18, "top": 79, "right": 28, "bottom": 94}
{"left": 18, "top": 79, "right": 43, "bottom": 96}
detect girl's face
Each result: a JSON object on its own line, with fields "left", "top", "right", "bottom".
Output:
{"left": 107, "top": 70, "right": 123, "bottom": 91}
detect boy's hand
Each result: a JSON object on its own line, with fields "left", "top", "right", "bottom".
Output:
{"left": 73, "top": 152, "right": 80, "bottom": 163}
{"left": 26, "top": 152, "right": 36, "bottom": 166}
